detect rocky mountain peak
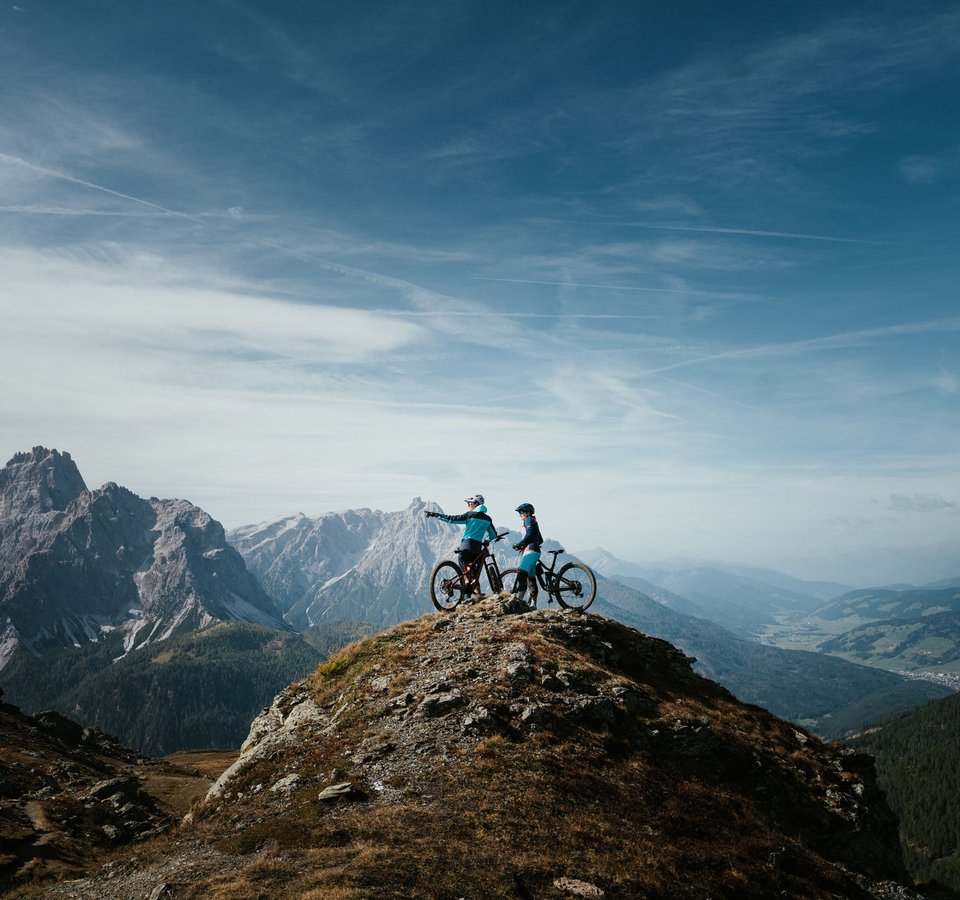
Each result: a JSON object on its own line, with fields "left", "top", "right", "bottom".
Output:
{"left": 65, "top": 598, "right": 916, "bottom": 900}
{"left": 0, "top": 446, "right": 87, "bottom": 518}
{"left": 0, "top": 448, "right": 288, "bottom": 668}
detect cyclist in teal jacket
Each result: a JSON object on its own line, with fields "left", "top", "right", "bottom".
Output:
{"left": 425, "top": 494, "right": 497, "bottom": 596}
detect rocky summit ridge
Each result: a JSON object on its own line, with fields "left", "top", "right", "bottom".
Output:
{"left": 0, "top": 448, "right": 289, "bottom": 669}
{"left": 46, "top": 597, "right": 926, "bottom": 899}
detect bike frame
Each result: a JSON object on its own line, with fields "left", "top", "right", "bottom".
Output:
{"left": 531, "top": 548, "right": 564, "bottom": 592}
{"left": 457, "top": 533, "right": 510, "bottom": 593}
{"left": 507, "top": 546, "right": 596, "bottom": 611}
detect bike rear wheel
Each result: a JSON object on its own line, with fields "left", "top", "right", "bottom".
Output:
{"left": 430, "top": 560, "right": 467, "bottom": 611}
{"left": 550, "top": 561, "right": 597, "bottom": 611}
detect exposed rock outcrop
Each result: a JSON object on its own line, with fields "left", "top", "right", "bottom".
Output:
{"left": 49, "top": 599, "right": 929, "bottom": 899}
{"left": 0, "top": 688, "right": 219, "bottom": 891}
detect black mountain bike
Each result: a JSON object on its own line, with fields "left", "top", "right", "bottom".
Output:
{"left": 501, "top": 548, "right": 597, "bottom": 611}
{"left": 430, "top": 532, "right": 510, "bottom": 611}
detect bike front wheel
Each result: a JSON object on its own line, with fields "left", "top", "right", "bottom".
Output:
{"left": 550, "top": 561, "right": 597, "bottom": 611}
{"left": 486, "top": 562, "right": 504, "bottom": 594}
{"left": 430, "top": 560, "right": 467, "bottom": 611}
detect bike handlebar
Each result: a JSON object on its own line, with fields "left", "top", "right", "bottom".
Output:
{"left": 465, "top": 532, "right": 510, "bottom": 552}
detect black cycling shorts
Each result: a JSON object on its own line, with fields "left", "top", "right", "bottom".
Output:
{"left": 457, "top": 538, "right": 483, "bottom": 568}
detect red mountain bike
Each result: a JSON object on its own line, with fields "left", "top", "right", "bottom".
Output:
{"left": 429, "top": 532, "right": 510, "bottom": 611}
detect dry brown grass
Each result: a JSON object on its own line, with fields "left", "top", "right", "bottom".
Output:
{"left": 144, "top": 608, "right": 905, "bottom": 899}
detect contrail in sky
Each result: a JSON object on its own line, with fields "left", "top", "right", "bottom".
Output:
{"left": 0, "top": 204, "right": 165, "bottom": 217}
{"left": 0, "top": 152, "right": 197, "bottom": 220}
{"left": 473, "top": 276, "right": 755, "bottom": 298}
{"left": 588, "top": 221, "right": 894, "bottom": 245}
{"left": 640, "top": 315, "right": 960, "bottom": 374}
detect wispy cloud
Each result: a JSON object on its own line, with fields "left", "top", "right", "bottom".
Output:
{"left": 1, "top": 247, "right": 426, "bottom": 365}
{"left": 935, "top": 364, "right": 959, "bottom": 395}
{"left": 472, "top": 275, "right": 760, "bottom": 299}
{"left": 1, "top": 3, "right": 958, "bottom": 570}
{"left": 888, "top": 494, "right": 958, "bottom": 513}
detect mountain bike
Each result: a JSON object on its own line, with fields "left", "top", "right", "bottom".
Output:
{"left": 430, "top": 532, "right": 511, "bottom": 611}
{"left": 501, "top": 548, "right": 597, "bottom": 611}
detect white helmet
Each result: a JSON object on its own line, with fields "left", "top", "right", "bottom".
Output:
{"left": 464, "top": 494, "right": 484, "bottom": 505}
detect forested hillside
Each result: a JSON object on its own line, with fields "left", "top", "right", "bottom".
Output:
{"left": 848, "top": 690, "right": 960, "bottom": 892}
{"left": 0, "top": 621, "right": 371, "bottom": 755}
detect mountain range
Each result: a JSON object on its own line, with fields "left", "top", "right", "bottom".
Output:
{"left": 785, "top": 538, "right": 960, "bottom": 588}
{"left": 0, "top": 447, "right": 952, "bottom": 754}
{"left": 229, "top": 505, "right": 950, "bottom": 739}
{"left": 227, "top": 500, "right": 459, "bottom": 628}
{"left": 579, "top": 547, "right": 850, "bottom": 638}
{"left": 815, "top": 585, "right": 960, "bottom": 623}
{"left": 0, "top": 447, "right": 288, "bottom": 670}
{"left": 2, "top": 446, "right": 958, "bottom": 896}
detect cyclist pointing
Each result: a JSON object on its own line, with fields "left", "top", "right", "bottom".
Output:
{"left": 425, "top": 494, "right": 497, "bottom": 597}
{"left": 511, "top": 502, "right": 543, "bottom": 604}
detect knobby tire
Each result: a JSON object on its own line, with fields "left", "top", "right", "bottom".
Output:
{"left": 430, "top": 560, "right": 466, "bottom": 611}
{"left": 500, "top": 566, "right": 536, "bottom": 610}
{"left": 551, "top": 561, "right": 597, "bottom": 611}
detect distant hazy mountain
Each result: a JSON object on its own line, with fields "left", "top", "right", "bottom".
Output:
{"left": 927, "top": 574, "right": 960, "bottom": 589}
{"left": 785, "top": 540, "right": 960, "bottom": 588}
{"left": 820, "top": 611, "right": 960, "bottom": 674}
{"left": 0, "top": 447, "right": 289, "bottom": 670}
{"left": 598, "top": 573, "right": 708, "bottom": 618}
{"left": 579, "top": 549, "right": 849, "bottom": 638}
{"left": 575, "top": 547, "right": 648, "bottom": 578}
{"left": 574, "top": 548, "right": 707, "bottom": 616}
{"left": 580, "top": 549, "right": 850, "bottom": 602}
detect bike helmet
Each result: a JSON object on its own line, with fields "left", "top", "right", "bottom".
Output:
{"left": 515, "top": 502, "right": 535, "bottom": 515}
{"left": 464, "top": 494, "right": 485, "bottom": 505}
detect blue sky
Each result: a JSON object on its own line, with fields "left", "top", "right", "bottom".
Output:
{"left": 1, "top": 0, "right": 958, "bottom": 578}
